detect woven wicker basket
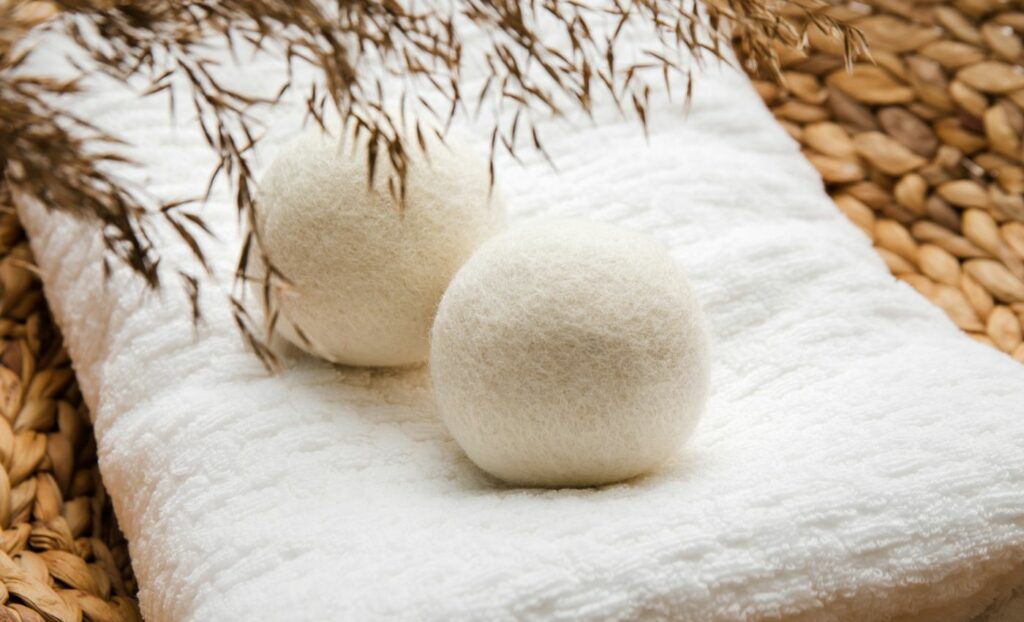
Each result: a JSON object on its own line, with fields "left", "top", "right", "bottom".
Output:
{"left": 0, "top": 1, "right": 1021, "bottom": 620}
{"left": 739, "top": 0, "right": 1024, "bottom": 362}
{"left": 0, "top": 183, "right": 139, "bottom": 621}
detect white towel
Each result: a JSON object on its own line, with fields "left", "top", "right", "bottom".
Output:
{"left": 15, "top": 18, "right": 1024, "bottom": 622}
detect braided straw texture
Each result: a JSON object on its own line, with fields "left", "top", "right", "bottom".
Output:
{"left": 0, "top": 183, "right": 139, "bottom": 622}
{"left": 742, "top": 0, "right": 1024, "bottom": 362}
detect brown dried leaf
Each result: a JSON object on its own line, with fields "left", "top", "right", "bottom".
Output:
{"left": 956, "top": 61, "right": 1024, "bottom": 93}
{"left": 935, "top": 6, "right": 984, "bottom": 46}
{"left": 0, "top": 367, "right": 21, "bottom": 421}
{"left": 894, "top": 173, "right": 928, "bottom": 214}
{"left": 0, "top": 551, "right": 79, "bottom": 622}
{"left": 935, "top": 235, "right": 992, "bottom": 260}
{"left": 854, "top": 14, "right": 942, "bottom": 53}
{"left": 899, "top": 273, "right": 937, "bottom": 297}
{"left": 878, "top": 107, "right": 940, "bottom": 157}
{"left": 949, "top": 80, "right": 990, "bottom": 117}
{"left": 31, "top": 473, "right": 60, "bottom": 523}
{"left": 912, "top": 220, "right": 990, "bottom": 258}
{"left": 875, "top": 219, "right": 919, "bottom": 262}
{"left": 906, "top": 55, "right": 955, "bottom": 111}
{"left": 918, "top": 244, "right": 962, "bottom": 286}
{"left": 934, "top": 118, "right": 988, "bottom": 153}
{"left": 827, "top": 64, "right": 916, "bottom": 104}
{"left": 853, "top": 132, "right": 927, "bottom": 175}
{"left": 986, "top": 305, "right": 1023, "bottom": 352}
{"left": 930, "top": 284, "right": 984, "bottom": 331}
{"left": 962, "top": 272, "right": 995, "bottom": 319}
{"left": 41, "top": 549, "right": 101, "bottom": 596}
{"left": 826, "top": 87, "right": 879, "bottom": 131}
{"left": 963, "top": 208, "right": 1004, "bottom": 256}
{"left": 783, "top": 72, "right": 827, "bottom": 104}
{"left": 877, "top": 248, "right": 917, "bottom": 274}
{"left": 941, "top": 181, "right": 992, "bottom": 210}
{"left": 845, "top": 181, "right": 895, "bottom": 209}
{"left": 807, "top": 23, "right": 848, "bottom": 56}
{"left": 753, "top": 80, "right": 780, "bottom": 104}
{"left": 778, "top": 120, "right": 803, "bottom": 142}
{"left": 834, "top": 194, "right": 876, "bottom": 238}
{"left": 1002, "top": 222, "right": 1024, "bottom": 260}
{"left": 805, "top": 151, "right": 865, "bottom": 183}
{"left": 990, "top": 185, "right": 1024, "bottom": 221}
{"left": 919, "top": 40, "right": 987, "bottom": 69}
{"left": 873, "top": 51, "right": 909, "bottom": 82}
{"left": 983, "top": 104, "right": 1022, "bottom": 157}
{"left": 774, "top": 100, "right": 830, "bottom": 123}
{"left": 995, "top": 166, "right": 1024, "bottom": 194}
{"left": 981, "top": 22, "right": 1023, "bottom": 62}
{"left": 1007, "top": 87, "right": 1024, "bottom": 110}
{"left": 955, "top": 0, "right": 1004, "bottom": 19}
{"left": 13, "top": 400, "right": 54, "bottom": 433}
{"left": 965, "top": 259, "right": 1024, "bottom": 302}
{"left": 803, "top": 122, "right": 856, "bottom": 158}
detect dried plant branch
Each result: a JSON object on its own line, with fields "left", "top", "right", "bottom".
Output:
{"left": 0, "top": 0, "right": 864, "bottom": 369}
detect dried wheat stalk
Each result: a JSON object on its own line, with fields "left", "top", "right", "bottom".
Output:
{"left": 741, "top": 0, "right": 1024, "bottom": 362}
{"left": 1, "top": 0, "right": 863, "bottom": 368}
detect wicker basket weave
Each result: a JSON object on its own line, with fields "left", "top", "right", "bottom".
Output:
{"left": 0, "top": 184, "right": 139, "bottom": 621}
{"left": 739, "top": 0, "right": 1024, "bottom": 362}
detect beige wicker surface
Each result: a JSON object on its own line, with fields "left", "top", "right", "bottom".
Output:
{"left": 740, "top": 0, "right": 1024, "bottom": 362}
{"left": 0, "top": 183, "right": 139, "bottom": 622}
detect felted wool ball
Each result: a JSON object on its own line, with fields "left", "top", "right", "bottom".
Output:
{"left": 257, "top": 127, "right": 504, "bottom": 367}
{"left": 430, "top": 220, "right": 710, "bottom": 488}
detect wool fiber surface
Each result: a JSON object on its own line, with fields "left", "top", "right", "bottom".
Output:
{"left": 258, "top": 127, "right": 503, "bottom": 366}
{"left": 431, "top": 220, "right": 710, "bottom": 488}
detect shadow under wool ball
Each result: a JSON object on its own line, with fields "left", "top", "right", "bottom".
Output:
{"left": 430, "top": 220, "right": 711, "bottom": 488}
{"left": 256, "top": 127, "right": 504, "bottom": 367}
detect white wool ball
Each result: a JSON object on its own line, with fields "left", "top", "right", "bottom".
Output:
{"left": 257, "top": 127, "right": 504, "bottom": 366}
{"left": 430, "top": 220, "right": 710, "bottom": 488}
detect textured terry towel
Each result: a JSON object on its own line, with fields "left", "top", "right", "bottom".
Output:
{"left": 14, "top": 19, "right": 1024, "bottom": 622}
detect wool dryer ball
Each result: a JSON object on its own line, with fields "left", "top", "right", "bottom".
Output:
{"left": 256, "top": 126, "right": 504, "bottom": 367}
{"left": 430, "top": 220, "right": 711, "bottom": 488}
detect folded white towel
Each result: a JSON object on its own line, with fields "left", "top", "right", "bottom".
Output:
{"left": 15, "top": 18, "right": 1024, "bottom": 622}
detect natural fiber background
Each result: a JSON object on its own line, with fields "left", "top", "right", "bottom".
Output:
{"left": 0, "top": 0, "right": 1020, "bottom": 620}
{"left": 740, "top": 0, "right": 1024, "bottom": 362}
{"left": 0, "top": 182, "right": 139, "bottom": 621}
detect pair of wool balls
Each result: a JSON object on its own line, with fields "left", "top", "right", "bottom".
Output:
{"left": 258, "top": 127, "right": 710, "bottom": 487}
